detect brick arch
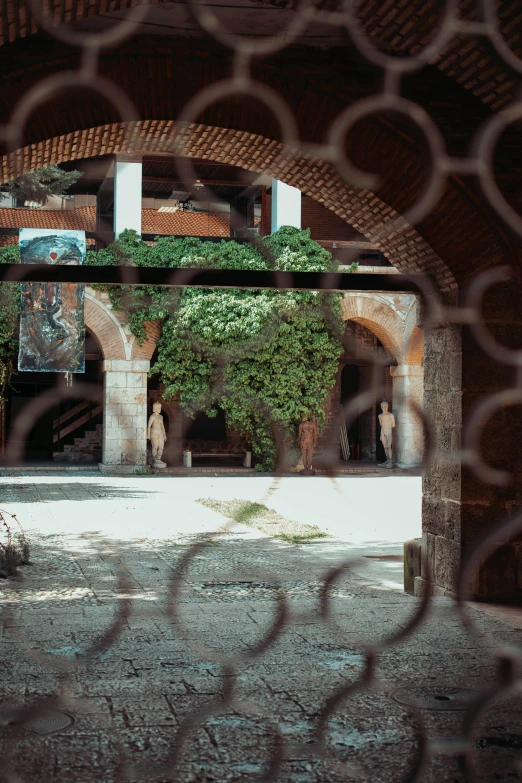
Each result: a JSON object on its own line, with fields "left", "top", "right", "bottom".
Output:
{"left": 132, "top": 321, "right": 162, "bottom": 361}
{"left": 85, "top": 292, "right": 127, "bottom": 360}
{"left": 0, "top": 120, "right": 453, "bottom": 289}
{"left": 341, "top": 295, "right": 404, "bottom": 362}
{"left": 85, "top": 325, "right": 104, "bottom": 357}
{"left": 405, "top": 326, "right": 424, "bottom": 366}
{"left": 0, "top": 0, "right": 517, "bottom": 115}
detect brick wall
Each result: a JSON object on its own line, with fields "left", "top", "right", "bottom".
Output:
{"left": 265, "top": 194, "right": 367, "bottom": 242}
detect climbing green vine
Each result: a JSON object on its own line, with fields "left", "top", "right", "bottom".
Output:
{"left": 0, "top": 226, "right": 356, "bottom": 469}
{"left": 86, "top": 226, "right": 356, "bottom": 469}
{"left": 0, "top": 245, "right": 20, "bottom": 406}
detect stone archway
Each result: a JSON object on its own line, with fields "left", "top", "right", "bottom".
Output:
{"left": 85, "top": 291, "right": 127, "bottom": 361}
{"left": 341, "top": 293, "right": 424, "bottom": 468}
{"left": 84, "top": 288, "right": 154, "bottom": 471}
{"left": 341, "top": 294, "right": 406, "bottom": 363}
{"left": 405, "top": 326, "right": 424, "bottom": 366}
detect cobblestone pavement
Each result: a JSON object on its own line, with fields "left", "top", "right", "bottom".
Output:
{"left": 0, "top": 474, "right": 521, "bottom": 782}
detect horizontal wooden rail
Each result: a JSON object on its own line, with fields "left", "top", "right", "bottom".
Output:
{"left": 53, "top": 399, "right": 91, "bottom": 430}
{"left": 53, "top": 404, "right": 103, "bottom": 444}
{"left": 0, "top": 264, "right": 429, "bottom": 294}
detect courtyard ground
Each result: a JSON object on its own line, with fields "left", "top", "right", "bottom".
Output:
{"left": 0, "top": 472, "right": 521, "bottom": 782}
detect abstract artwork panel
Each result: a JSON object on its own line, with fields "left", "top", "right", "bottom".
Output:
{"left": 18, "top": 229, "right": 86, "bottom": 373}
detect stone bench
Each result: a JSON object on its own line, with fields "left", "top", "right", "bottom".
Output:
{"left": 183, "top": 440, "right": 251, "bottom": 468}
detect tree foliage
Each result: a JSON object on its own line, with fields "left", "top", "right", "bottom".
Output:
{"left": 0, "top": 226, "right": 356, "bottom": 468}
{"left": 87, "top": 227, "right": 356, "bottom": 469}
{"left": 0, "top": 245, "right": 20, "bottom": 404}
{"left": 2, "top": 165, "right": 82, "bottom": 206}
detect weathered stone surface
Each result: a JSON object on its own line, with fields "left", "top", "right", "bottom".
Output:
{"left": 0, "top": 473, "right": 521, "bottom": 782}
{"left": 102, "top": 363, "right": 150, "bottom": 467}
{"left": 434, "top": 535, "right": 461, "bottom": 592}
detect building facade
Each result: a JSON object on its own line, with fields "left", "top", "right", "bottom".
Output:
{"left": 0, "top": 159, "right": 424, "bottom": 471}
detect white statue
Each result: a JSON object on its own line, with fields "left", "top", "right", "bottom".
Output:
{"left": 147, "top": 402, "right": 167, "bottom": 467}
{"left": 378, "top": 400, "right": 395, "bottom": 468}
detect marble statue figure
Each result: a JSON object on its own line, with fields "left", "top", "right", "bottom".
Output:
{"left": 378, "top": 400, "right": 395, "bottom": 468}
{"left": 147, "top": 402, "right": 167, "bottom": 467}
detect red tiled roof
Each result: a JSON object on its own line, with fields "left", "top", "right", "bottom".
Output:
{"left": 0, "top": 206, "right": 97, "bottom": 231}
{"left": 0, "top": 207, "right": 230, "bottom": 238}
{"left": 141, "top": 209, "right": 229, "bottom": 237}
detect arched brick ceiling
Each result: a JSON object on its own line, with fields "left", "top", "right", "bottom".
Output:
{"left": 0, "top": 0, "right": 520, "bottom": 113}
{"left": 0, "top": 120, "right": 451, "bottom": 285}
{"left": 341, "top": 296, "right": 405, "bottom": 361}
{"left": 0, "top": 34, "right": 515, "bottom": 285}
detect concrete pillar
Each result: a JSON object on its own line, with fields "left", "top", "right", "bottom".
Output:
{"left": 271, "top": 179, "right": 301, "bottom": 232}
{"left": 99, "top": 359, "right": 149, "bottom": 472}
{"left": 390, "top": 364, "right": 424, "bottom": 467}
{"left": 114, "top": 157, "right": 142, "bottom": 239}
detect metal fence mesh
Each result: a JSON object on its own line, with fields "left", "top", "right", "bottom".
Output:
{"left": 0, "top": 1, "right": 521, "bottom": 781}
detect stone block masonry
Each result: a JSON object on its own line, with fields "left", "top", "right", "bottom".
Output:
{"left": 100, "top": 359, "right": 150, "bottom": 470}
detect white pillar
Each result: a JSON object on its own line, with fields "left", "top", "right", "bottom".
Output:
{"left": 100, "top": 359, "right": 149, "bottom": 472}
{"left": 114, "top": 158, "right": 142, "bottom": 239}
{"left": 390, "top": 364, "right": 424, "bottom": 468}
{"left": 271, "top": 179, "right": 301, "bottom": 232}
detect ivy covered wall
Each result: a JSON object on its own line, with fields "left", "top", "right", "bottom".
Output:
{"left": 0, "top": 228, "right": 355, "bottom": 468}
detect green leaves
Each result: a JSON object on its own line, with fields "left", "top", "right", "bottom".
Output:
{"left": 2, "top": 165, "right": 82, "bottom": 207}
{"left": 0, "top": 245, "right": 21, "bottom": 404}
{"left": 76, "top": 226, "right": 356, "bottom": 469}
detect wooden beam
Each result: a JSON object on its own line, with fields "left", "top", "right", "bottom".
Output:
{"left": 0, "top": 264, "right": 427, "bottom": 294}
{"left": 143, "top": 176, "right": 256, "bottom": 187}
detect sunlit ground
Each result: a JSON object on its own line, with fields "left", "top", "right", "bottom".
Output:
{"left": 0, "top": 473, "right": 421, "bottom": 592}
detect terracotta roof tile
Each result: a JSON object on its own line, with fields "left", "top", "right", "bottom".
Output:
{"left": 141, "top": 209, "right": 230, "bottom": 237}
{"left": 0, "top": 233, "right": 96, "bottom": 248}
{"left": 0, "top": 207, "right": 230, "bottom": 238}
{"left": 0, "top": 206, "right": 96, "bottom": 231}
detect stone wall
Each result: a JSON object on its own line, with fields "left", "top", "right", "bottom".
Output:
{"left": 417, "top": 283, "right": 522, "bottom": 601}
{"left": 101, "top": 360, "right": 149, "bottom": 471}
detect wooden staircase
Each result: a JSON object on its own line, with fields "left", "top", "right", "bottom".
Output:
{"left": 52, "top": 401, "right": 103, "bottom": 463}
{"left": 53, "top": 424, "right": 102, "bottom": 463}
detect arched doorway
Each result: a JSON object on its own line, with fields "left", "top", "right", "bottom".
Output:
{"left": 5, "top": 327, "right": 104, "bottom": 463}
{"left": 51, "top": 329, "right": 104, "bottom": 463}
{"left": 339, "top": 322, "right": 395, "bottom": 464}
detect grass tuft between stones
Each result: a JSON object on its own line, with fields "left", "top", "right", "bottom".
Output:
{"left": 197, "top": 498, "right": 330, "bottom": 546}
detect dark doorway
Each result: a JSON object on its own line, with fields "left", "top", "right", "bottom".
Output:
{"left": 341, "top": 362, "right": 388, "bottom": 463}
{"left": 184, "top": 407, "right": 227, "bottom": 441}
{"left": 7, "top": 376, "right": 57, "bottom": 460}
{"left": 340, "top": 364, "right": 361, "bottom": 457}
{"left": 5, "top": 329, "right": 104, "bottom": 463}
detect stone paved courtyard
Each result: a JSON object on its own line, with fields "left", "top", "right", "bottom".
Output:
{"left": 1, "top": 473, "right": 521, "bottom": 782}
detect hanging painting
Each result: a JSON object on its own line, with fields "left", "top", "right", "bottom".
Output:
{"left": 18, "top": 229, "right": 86, "bottom": 373}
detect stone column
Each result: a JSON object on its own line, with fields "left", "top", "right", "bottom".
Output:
{"left": 416, "top": 282, "right": 522, "bottom": 601}
{"left": 100, "top": 359, "right": 149, "bottom": 473}
{"left": 390, "top": 364, "right": 424, "bottom": 467}
{"left": 114, "top": 156, "right": 142, "bottom": 239}
{"left": 271, "top": 179, "right": 301, "bottom": 232}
